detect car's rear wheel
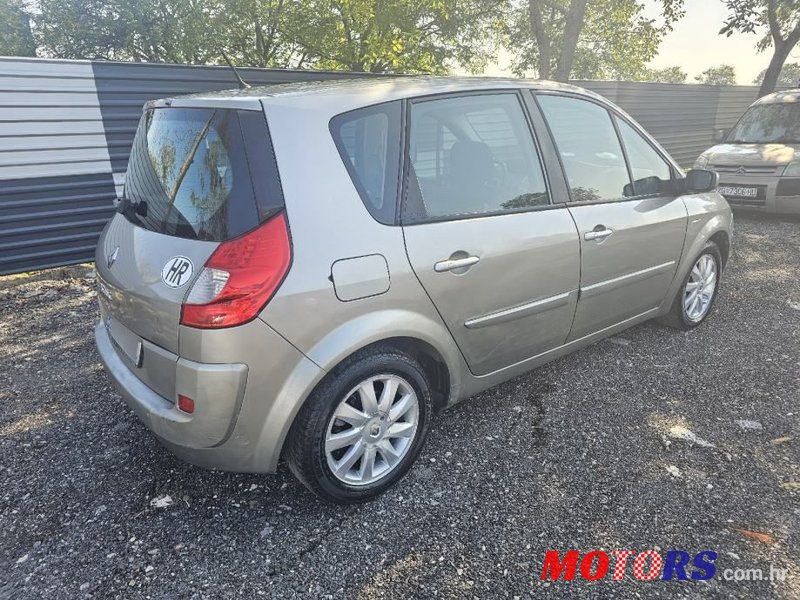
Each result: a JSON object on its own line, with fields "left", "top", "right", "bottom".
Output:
{"left": 285, "top": 347, "right": 432, "bottom": 504}
{"left": 660, "top": 241, "right": 722, "bottom": 330}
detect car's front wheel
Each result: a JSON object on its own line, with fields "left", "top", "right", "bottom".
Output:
{"left": 285, "top": 346, "right": 433, "bottom": 504}
{"left": 660, "top": 241, "right": 722, "bottom": 330}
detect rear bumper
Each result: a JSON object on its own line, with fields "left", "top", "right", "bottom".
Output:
{"left": 96, "top": 316, "right": 326, "bottom": 473}
{"left": 95, "top": 321, "right": 247, "bottom": 449}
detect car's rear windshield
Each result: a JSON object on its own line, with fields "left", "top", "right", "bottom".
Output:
{"left": 727, "top": 103, "right": 800, "bottom": 144}
{"left": 122, "top": 107, "right": 284, "bottom": 241}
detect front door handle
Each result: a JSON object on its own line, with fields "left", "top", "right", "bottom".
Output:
{"left": 584, "top": 227, "right": 614, "bottom": 241}
{"left": 434, "top": 255, "right": 480, "bottom": 273}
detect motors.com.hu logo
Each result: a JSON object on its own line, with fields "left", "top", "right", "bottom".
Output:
{"left": 540, "top": 549, "right": 717, "bottom": 581}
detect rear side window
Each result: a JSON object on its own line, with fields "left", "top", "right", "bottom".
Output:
{"left": 404, "top": 93, "right": 550, "bottom": 223}
{"left": 123, "top": 107, "right": 283, "bottom": 241}
{"left": 330, "top": 101, "right": 402, "bottom": 224}
{"left": 537, "top": 95, "right": 630, "bottom": 203}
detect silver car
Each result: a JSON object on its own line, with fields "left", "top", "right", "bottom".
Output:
{"left": 95, "top": 77, "right": 732, "bottom": 503}
{"left": 695, "top": 89, "right": 800, "bottom": 214}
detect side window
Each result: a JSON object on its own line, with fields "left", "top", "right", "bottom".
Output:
{"left": 616, "top": 118, "right": 673, "bottom": 196}
{"left": 404, "top": 93, "right": 549, "bottom": 223}
{"left": 537, "top": 95, "right": 630, "bottom": 203}
{"left": 330, "top": 101, "right": 401, "bottom": 224}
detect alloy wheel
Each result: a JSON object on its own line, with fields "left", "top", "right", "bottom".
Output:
{"left": 684, "top": 254, "right": 717, "bottom": 322}
{"left": 324, "top": 374, "right": 420, "bottom": 486}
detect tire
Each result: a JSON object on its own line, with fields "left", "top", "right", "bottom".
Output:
{"left": 659, "top": 241, "right": 722, "bottom": 331}
{"left": 284, "top": 346, "right": 433, "bottom": 504}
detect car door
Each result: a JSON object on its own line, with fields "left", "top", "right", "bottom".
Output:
{"left": 401, "top": 91, "right": 580, "bottom": 376}
{"left": 535, "top": 93, "right": 687, "bottom": 341}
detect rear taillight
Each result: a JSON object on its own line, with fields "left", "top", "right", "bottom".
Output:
{"left": 180, "top": 212, "right": 291, "bottom": 329}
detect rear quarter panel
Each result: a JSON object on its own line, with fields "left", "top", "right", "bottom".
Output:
{"left": 256, "top": 100, "right": 467, "bottom": 403}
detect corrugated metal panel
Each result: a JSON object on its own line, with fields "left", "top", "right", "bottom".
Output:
{"left": 714, "top": 86, "right": 760, "bottom": 129}
{"left": 0, "top": 57, "right": 116, "bottom": 275}
{"left": 0, "top": 58, "right": 112, "bottom": 179}
{"left": 91, "top": 61, "right": 372, "bottom": 180}
{"left": 0, "top": 173, "right": 115, "bottom": 274}
{"left": 575, "top": 80, "right": 620, "bottom": 104}
{"left": 577, "top": 81, "right": 722, "bottom": 166}
{"left": 0, "top": 57, "right": 369, "bottom": 274}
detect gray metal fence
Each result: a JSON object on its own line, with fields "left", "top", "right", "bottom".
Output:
{"left": 572, "top": 81, "right": 762, "bottom": 167}
{"left": 0, "top": 57, "right": 764, "bottom": 275}
{"left": 0, "top": 57, "right": 365, "bottom": 275}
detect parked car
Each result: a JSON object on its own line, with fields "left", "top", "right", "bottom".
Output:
{"left": 95, "top": 77, "right": 731, "bottom": 503}
{"left": 695, "top": 89, "right": 800, "bottom": 215}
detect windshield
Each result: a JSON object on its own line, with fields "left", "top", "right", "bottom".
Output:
{"left": 727, "top": 103, "right": 800, "bottom": 144}
{"left": 123, "top": 107, "right": 284, "bottom": 241}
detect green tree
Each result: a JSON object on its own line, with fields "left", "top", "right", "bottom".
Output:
{"left": 641, "top": 65, "right": 687, "bottom": 83}
{"left": 753, "top": 61, "right": 800, "bottom": 86}
{"left": 296, "top": 0, "right": 501, "bottom": 73}
{"left": 695, "top": 64, "right": 736, "bottom": 85}
{"left": 207, "top": 0, "right": 311, "bottom": 68}
{"left": 34, "top": 0, "right": 216, "bottom": 62}
{"left": 34, "top": 0, "right": 123, "bottom": 60}
{"left": 721, "top": 0, "right": 800, "bottom": 96}
{"left": 32, "top": 0, "right": 500, "bottom": 73}
{"left": 0, "top": 0, "right": 37, "bottom": 56}
{"left": 507, "top": 0, "right": 685, "bottom": 81}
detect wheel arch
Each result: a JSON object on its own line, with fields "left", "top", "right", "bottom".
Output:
{"left": 258, "top": 310, "right": 465, "bottom": 472}
{"left": 709, "top": 229, "right": 730, "bottom": 270}
{"left": 660, "top": 213, "right": 732, "bottom": 316}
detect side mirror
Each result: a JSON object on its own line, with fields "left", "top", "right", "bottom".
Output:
{"left": 623, "top": 176, "right": 665, "bottom": 197}
{"left": 712, "top": 128, "right": 728, "bottom": 143}
{"left": 684, "top": 169, "right": 719, "bottom": 193}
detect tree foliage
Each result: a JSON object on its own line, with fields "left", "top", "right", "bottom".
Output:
{"left": 695, "top": 64, "right": 736, "bottom": 85}
{"left": 208, "top": 0, "right": 310, "bottom": 68}
{"left": 753, "top": 61, "right": 800, "bottom": 86}
{"left": 34, "top": 0, "right": 219, "bottom": 63}
{"left": 5, "top": 0, "right": 692, "bottom": 80}
{"left": 297, "top": 0, "right": 501, "bottom": 73}
{"left": 721, "top": 0, "right": 800, "bottom": 95}
{"left": 507, "top": 0, "right": 684, "bottom": 81}
{"left": 0, "top": 0, "right": 36, "bottom": 56}
{"left": 640, "top": 65, "right": 687, "bottom": 83}
{"left": 28, "top": 0, "right": 501, "bottom": 73}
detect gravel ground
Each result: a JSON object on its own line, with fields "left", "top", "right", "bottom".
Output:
{"left": 1, "top": 214, "right": 798, "bottom": 600}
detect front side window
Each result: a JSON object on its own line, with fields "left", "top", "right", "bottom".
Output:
{"left": 404, "top": 93, "right": 550, "bottom": 223}
{"left": 330, "top": 102, "right": 401, "bottom": 224}
{"left": 616, "top": 118, "right": 673, "bottom": 196}
{"left": 537, "top": 95, "right": 630, "bottom": 203}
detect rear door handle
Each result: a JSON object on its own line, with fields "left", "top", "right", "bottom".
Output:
{"left": 584, "top": 228, "right": 613, "bottom": 241}
{"left": 434, "top": 255, "right": 480, "bottom": 273}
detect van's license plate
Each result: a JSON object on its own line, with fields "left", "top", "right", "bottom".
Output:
{"left": 719, "top": 185, "right": 758, "bottom": 198}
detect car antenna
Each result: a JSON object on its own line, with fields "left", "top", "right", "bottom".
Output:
{"left": 221, "top": 51, "right": 251, "bottom": 90}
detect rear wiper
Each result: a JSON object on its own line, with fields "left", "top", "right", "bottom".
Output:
{"left": 117, "top": 196, "right": 148, "bottom": 218}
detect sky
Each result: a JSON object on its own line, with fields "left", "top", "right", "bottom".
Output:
{"left": 641, "top": 0, "right": 772, "bottom": 84}
{"left": 482, "top": 0, "right": 791, "bottom": 84}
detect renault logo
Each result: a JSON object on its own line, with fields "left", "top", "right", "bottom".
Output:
{"left": 107, "top": 246, "right": 119, "bottom": 269}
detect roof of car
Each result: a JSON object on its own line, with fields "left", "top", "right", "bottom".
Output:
{"left": 754, "top": 88, "right": 800, "bottom": 105}
{"left": 155, "top": 76, "right": 604, "bottom": 112}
